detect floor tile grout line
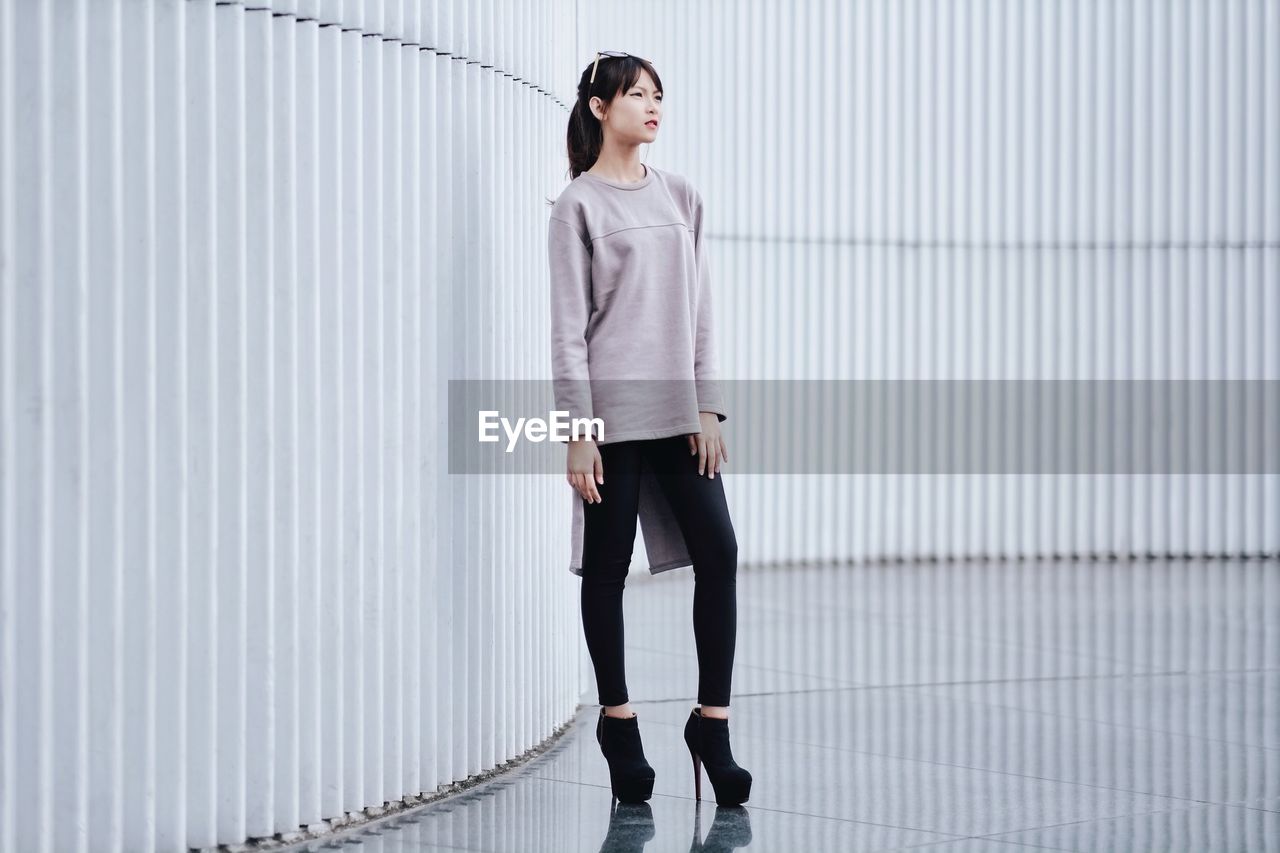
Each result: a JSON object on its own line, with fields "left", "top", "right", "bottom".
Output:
{"left": 894, "top": 835, "right": 1081, "bottom": 853}
{"left": 969, "top": 795, "right": 1280, "bottom": 849}
{"left": 625, "top": 666, "right": 1279, "bottom": 713}
{"left": 617, "top": 657, "right": 1280, "bottom": 733}
{"left": 618, "top": 669, "right": 1280, "bottom": 766}
{"left": 888, "top": 683, "right": 1280, "bottom": 754}
{"left": 521, "top": 771, "right": 975, "bottom": 840}
{"left": 1234, "top": 799, "right": 1280, "bottom": 815}
{"left": 601, "top": 711, "right": 1238, "bottom": 812}
{"left": 569, "top": 693, "right": 1278, "bottom": 819}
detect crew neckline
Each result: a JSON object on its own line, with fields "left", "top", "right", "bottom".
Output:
{"left": 580, "top": 162, "right": 654, "bottom": 190}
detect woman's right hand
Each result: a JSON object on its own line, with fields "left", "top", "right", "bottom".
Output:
{"left": 566, "top": 437, "right": 604, "bottom": 503}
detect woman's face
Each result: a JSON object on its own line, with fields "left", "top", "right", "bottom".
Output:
{"left": 596, "top": 69, "right": 662, "bottom": 142}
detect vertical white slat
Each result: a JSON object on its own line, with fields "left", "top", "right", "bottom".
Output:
{"left": 120, "top": 0, "right": 158, "bottom": 848}
{"left": 1270, "top": 0, "right": 1280, "bottom": 556}
{"left": 819, "top": 0, "right": 845, "bottom": 566}
{"left": 268, "top": 3, "right": 299, "bottom": 836}
{"left": 1032, "top": 0, "right": 1049, "bottom": 560}
{"left": 418, "top": 7, "right": 442, "bottom": 798}
{"left": 1146, "top": 0, "right": 1167, "bottom": 558}
{"left": 293, "top": 3, "right": 322, "bottom": 832}
{"left": 430, "top": 0, "right": 450, "bottom": 783}
{"left": 10, "top": 0, "right": 57, "bottom": 851}
{"left": 389, "top": 0, "right": 409, "bottom": 803}
{"left": 1120, "top": 237, "right": 1143, "bottom": 560}
{"left": 1242, "top": 0, "right": 1266, "bottom": 555}
{"left": 490, "top": 0, "right": 509, "bottom": 768}
{"left": 430, "top": 9, "right": 457, "bottom": 791}
{"left": 213, "top": 1, "right": 247, "bottom": 844}
{"left": 400, "top": 0, "right": 424, "bottom": 799}
{"left": 505, "top": 0, "right": 520, "bottom": 769}
{"left": 904, "top": 0, "right": 923, "bottom": 565}
{"left": 153, "top": 0, "right": 190, "bottom": 849}
{"left": 478, "top": 0, "right": 497, "bottom": 774}
{"left": 521, "top": 10, "right": 533, "bottom": 752}
{"left": 184, "top": 0, "right": 218, "bottom": 846}
{"left": 994, "top": 0, "right": 1015, "bottom": 559}
{"left": 1195, "top": 0, "right": 1221, "bottom": 560}
{"left": 904, "top": 0, "right": 922, "bottom": 560}
{"left": 314, "top": 3, "right": 345, "bottom": 825}
{"left": 338, "top": 3, "right": 364, "bottom": 817}
{"left": 1270, "top": 247, "right": 1280, "bottom": 559}
{"left": 523, "top": 0, "right": 536, "bottom": 748}
{"left": 837, "top": 0, "right": 858, "bottom": 565}
{"left": 462, "top": 0, "right": 480, "bottom": 774}
{"left": 437, "top": 0, "right": 456, "bottom": 786}
{"left": 358, "top": 0, "right": 385, "bottom": 813}
{"left": 509, "top": 0, "right": 524, "bottom": 763}
{"left": 381, "top": 0, "right": 405, "bottom": 803}
{"left": 509, "top": 0, "right": 524, "bottom": 753}
{"left": 539, "top": 0, "right": 554, "bottom": 731}
{"left": 1186, "top": 0, "right": 1212, "bottom": 557}
{"left": 526, "top": 0, "right": 540, "bottom": 749}
{"left": 459, "top": 6, "right": 476, "bottom": 773}
{"left": 1228, "top": 0, "right": 1250, "bottom": 555}
{"left": 0, "top": 0, "right": 17, "bottom": 846}
{"left": 243, "top": 5, "right": 275, "bottom": 839}
{"left": 522, "top": 36, "right": 537, "bottom": 747}
{"left": 84, "top": 0, "right": 124, "bottom": 849}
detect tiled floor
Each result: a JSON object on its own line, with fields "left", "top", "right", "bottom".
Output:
{"left": 278, "top": 560, "right": 1280, "bottom": 852}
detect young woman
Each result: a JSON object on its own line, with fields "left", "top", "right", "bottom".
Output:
{"left": 546, "top": 51, "right": 752, "bottom": 807}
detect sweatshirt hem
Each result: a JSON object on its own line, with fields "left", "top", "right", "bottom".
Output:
{"left": 569, "top": 557, "right": 693, "bottom": 576}
{"left": 596, "top": 423, "right": 703, "bottom": 445}
{"left": 647, "top": 557, "right": 693, "bottom": 574}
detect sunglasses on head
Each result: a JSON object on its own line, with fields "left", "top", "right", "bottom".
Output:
{"left": 590, "top": 50, "right": 653, "bottom": 85}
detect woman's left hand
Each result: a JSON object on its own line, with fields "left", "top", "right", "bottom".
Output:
{"left": 687, "top": 412, "right": 728, "bottom": 479}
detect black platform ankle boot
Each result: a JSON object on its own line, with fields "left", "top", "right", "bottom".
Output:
{"left": 683, "top": 707, "right": 752, "bottom": 806}
{"left": 596, "top": 708, "right": 656, "bottom": 803}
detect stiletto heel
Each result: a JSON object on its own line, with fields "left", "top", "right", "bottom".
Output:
{"left": 596, "top": 708, "right": 656, "bottom": 803}
{"left": 683, "top": 706, "right": 752, "bottom": 806}
{"left": 688, "top": 741, "right": 703, "bottom": 800}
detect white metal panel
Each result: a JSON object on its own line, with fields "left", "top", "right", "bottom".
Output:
{"left": 1, "top": 1, "right": 587, "bottom": 850}
{"left": 580, "top": 0, "right": 1279, "bottom": 570}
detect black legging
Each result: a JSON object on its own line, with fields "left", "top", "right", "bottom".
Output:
{"left": 579, "top": 435, "right": 738, "bottom": 708}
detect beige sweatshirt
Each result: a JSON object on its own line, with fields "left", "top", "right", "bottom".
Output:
{"left": 547, "top": 163, "right": 727, "bottom": 443}
{"left": 547, "top": 163, "right": 727, "bottom": 576}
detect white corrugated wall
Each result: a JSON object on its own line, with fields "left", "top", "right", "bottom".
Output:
{"left": 2, "top": 0, "right": 582, "bottom": 850}
{"left": 1, "top": 0, "right": 1277, "bottom": 851}
{"left": 597, "top": 0, "right": 1279, "bottom": 568}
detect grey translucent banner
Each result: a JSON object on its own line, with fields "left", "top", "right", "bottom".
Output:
{"left": 446, "top": 380, "right": 1280, "bottom": 475}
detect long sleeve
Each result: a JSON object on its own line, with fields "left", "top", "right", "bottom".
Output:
{"left": 691, "top": 191, "right": 728, "bottom": 423}
{"left": 547, "top": 214, "right": 597, "bottom": 438}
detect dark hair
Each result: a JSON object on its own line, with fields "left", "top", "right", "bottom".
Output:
{"left": 564, "top": 54, "right": 663, "bottom": 181}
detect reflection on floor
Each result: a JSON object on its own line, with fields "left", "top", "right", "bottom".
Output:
{"left": 277, "top": 559, "right": 1280, "bottom": 852}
